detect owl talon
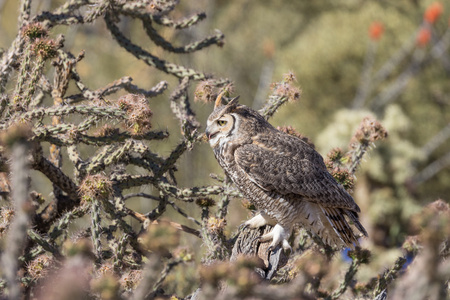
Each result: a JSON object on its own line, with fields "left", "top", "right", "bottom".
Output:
{"left": 266, "top": 240, "right": 292, "bottom": 254}
{"left": 282, "top": 240, "right": 293, "bottom": 254}
{"left": 238, "top": 222, "right": 249, "bottom": 231}
{"left": 261, "top": 224, "right": 292, "bottom": 254}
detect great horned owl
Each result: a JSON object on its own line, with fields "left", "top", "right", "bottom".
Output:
{"left": 205, "top": 94, "right": 367, "bottom": 252}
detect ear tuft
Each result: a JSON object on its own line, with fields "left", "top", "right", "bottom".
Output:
{"left": 227, "top": 96, "right": 240, "bottom": 106}
{"left": 214, "top": 91, "right": 226, "bottom": 109}
{"left": 214, "top": 92, "right": 240, "bottom": 109}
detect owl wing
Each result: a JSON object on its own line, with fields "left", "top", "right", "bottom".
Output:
{"left": 234, "top": 133, "right": 360, "bottom": 212}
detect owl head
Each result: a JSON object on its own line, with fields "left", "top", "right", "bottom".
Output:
{"left": 205, "top": 92, "right": 274, "bottom": 148}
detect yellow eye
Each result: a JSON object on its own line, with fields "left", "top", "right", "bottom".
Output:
{"left": 217, "top": 120, "right": 227, "bottom": 126}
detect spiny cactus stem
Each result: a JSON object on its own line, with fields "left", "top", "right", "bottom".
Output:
{"left": 18, "top": 0, "right": 32, "bottom": 27}
{"left": 82, "top": 0, "right": 110, "bottom": 23}
{"left": 66, "top": 78, "right": 168, "bottom": 104}
{"left": 155, "top": 141, "right": 187, "bottom": 178}
{"left": 124, "top": 79, "right": 168, "bottom": 98}
{"left": 349, "top": 143, "right": 368, "bottom": 175}
{"left": 373, "top": 256, "right": 407, "bottom": 297}
{"left": 114, "top": 173, "right": 243, "bottom": 199}
{"left": 113, "top": 234, "right": 129, "bottom": 270}
{"left": 329, "top": 256, "right": 361, "bottom": 299}
{"left": 0, "top": 35, "right": 26, "bottom": 93}
{"left": 141, "top": 16, "right": 224, "bottom": 54}
{"left": 49, "top": 205, "right": 89, "bottom": 240}
{"left": 146, "top": 193, "right": 167, "bottom": 221}
{"left": 22, "top": 55, "right": 46, "bottom": 109}
{"left": 104, "top": 12, "right": 208, "bottom": 80}
{"left": 31, "top": 149, "right": 79, "bottom": 200}
{"left": 18, "top": 246, "right": 45, "bottom": 263}
{"left": 12, "top": 43, "right": 33, "bottom": 104}
{"left": 0, "top": 94, "right": 7, "bottom": 116}
{"left": 103, "top": 140, "right": 133, "bottom": 167}
{"left": 67, "top": 145, "right": 84, "bottom": 181}
{"left": 259, "top": 95, "right": 289, "bottom": 120}
{"left": 91, "top": 199, "right": 103, "bottom": 261}
{"left": 20, "top": 104, "right": 126, "bottom": 121}
{"left": 27, "top": 229, "right": 62, "bottom": 259}
{"left": 85, "top": 144, "right": 116, "bottom": 174}
{"left": 53, "top": 0, "right": 91, "bottom": 16}
{"left": 151, "top": 12, "right": 207, "bottom": 29}
{"left": 217, "top": 177, "right": 233, "bottom": 220}
{"left": 32, "top": 130, "right": 169, "bottom": 147}
{"left": 1, "top": 141, "right": 30, "bottom": 299}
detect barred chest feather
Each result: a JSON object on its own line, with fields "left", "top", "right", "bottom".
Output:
{"left": 213, "top": 145, "right": 306, "bottom": 228}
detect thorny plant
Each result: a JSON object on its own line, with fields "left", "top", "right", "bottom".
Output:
{"left": 0, "top": 1, "right": 449, "bottom": 300}
{"left": 353, "top": 2, "right": 450, "bottom": 188}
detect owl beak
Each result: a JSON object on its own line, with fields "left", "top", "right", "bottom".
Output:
{"left": 205, "top": 129, "right": 218, "bottom": 140}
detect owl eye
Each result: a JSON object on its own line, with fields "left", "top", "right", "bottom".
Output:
{"left": 217, "top": 120, "right": 227, "bottom": 126}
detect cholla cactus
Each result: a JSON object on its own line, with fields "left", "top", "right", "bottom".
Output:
{"left": 117, "top": 94, "right": 153, "bottom": 135}
{"left": 0, "top": 0, "right": 227, "bottom": 298}
{"left": 0, "top": 207, "right": 14, "bottom": 236}
{"left": 0, "top": 1, "right": 449, "bottom": 299}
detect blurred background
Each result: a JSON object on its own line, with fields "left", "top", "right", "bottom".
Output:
{"left": 1, "top": 0, "right": 449, "bottom": 294}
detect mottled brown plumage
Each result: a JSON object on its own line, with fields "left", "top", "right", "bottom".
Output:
{"left": 205, "top": 95, "right": 367, "bottom": 251}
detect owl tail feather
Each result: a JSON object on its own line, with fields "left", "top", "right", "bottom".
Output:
{"left": 319, "top": 206, "right": 366, "bottom": 249}
{"left": 344, "top": 209, "right": 368, "bottom": 237}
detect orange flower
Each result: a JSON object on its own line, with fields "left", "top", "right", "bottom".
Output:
{"left": 424, "top": 2, "right": 443, "bottom": 24}
{"left": 369, "top": 22, "right": 384, "bottom": 41}
{"left": 416, "top": 28, "right": 431, "bottom": 46}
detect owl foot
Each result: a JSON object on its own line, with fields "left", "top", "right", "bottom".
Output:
{"left": 259, "top": 224, "right": 292, "bottom": 254}
{"left": 243, "top": 212, "right": 277, "bottom": 229}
